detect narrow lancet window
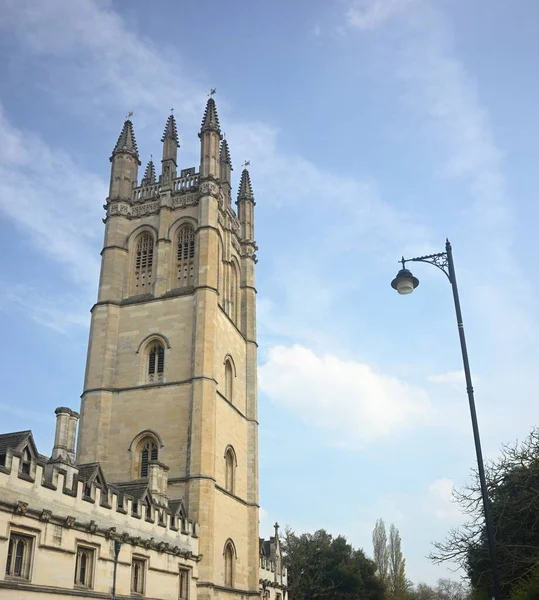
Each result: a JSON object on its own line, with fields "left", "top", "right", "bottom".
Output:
{"left": 134, "top": 233, "right": 154, "bottom": 294}
{"left": 148, "top": 342, "right": 165, "bottom": 383}
{"left": 225, "top": 447, "right": 235, "bottom": 494}
{"left": 140, "top": 439, "right": 158, "bottom": 478}
{"left": 177, "top": 224, "right": 196, "bottom": 287}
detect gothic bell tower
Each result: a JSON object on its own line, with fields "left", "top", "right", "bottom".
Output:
{"left": 77, "top": 99, "right": 259, "bottom": 598}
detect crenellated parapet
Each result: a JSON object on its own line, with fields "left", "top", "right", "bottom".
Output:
{"left": 0, "top": 453, "right": 200, "bottom": 557}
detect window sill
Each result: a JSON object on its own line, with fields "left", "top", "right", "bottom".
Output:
{"left": 5, "top": 575, "right": 31, "bottom": 582}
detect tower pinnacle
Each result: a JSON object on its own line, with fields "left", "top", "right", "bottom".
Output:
{"left": 142, "top": 159, "right": 156, "bottom": 185}
{"left": 161, "top": 113, "right": 179, "bottom": 146}
{"left": 112, "top": 119, "right": 139, "bottom": 158}
{"left": 220, "top": 139, "right": 232, "bottom": 168}
{"left": 237, "top": 168, "right": 254, "bottom": 202}
{"left": 200, "top": 98, "right": 221, "bottom": 134}
{"left": 161, "top": 113, "right": 178, "bottom": 187}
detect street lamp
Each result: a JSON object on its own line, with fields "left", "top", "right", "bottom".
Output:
{"left": 111, "top": 539, "right": 123, "bottom": 599}
{"left": 391, "top": 239, "right": 501, "bottom": 600}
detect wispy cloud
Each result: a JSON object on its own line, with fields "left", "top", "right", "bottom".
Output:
{"left": 426, "top": 478, "right": 461, "bottom": 521}
{"left": 0, "top": 0, "right": 433, "bottom": 343}
{"left": 346, "top": 0, "right": 415, "bottom": 31}
{"left": 0, "top": 103, "right": 104, "bottom": 288}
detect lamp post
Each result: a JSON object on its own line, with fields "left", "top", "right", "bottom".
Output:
{"left": 111, "top": 539, "right": 122, "bottom": 599}
{"left": 391, "top": 239, "right": 501, "bottom": 600}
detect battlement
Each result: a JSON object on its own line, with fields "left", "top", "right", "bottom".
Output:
{"left": 131, "top": 169, "right": 200, "bottom": 203}
{"left": 0, "top": 452, "right": 199, "bottom": 557}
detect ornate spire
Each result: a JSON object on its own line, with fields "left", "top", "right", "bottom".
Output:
{"left": 220, "top": 139, "right": 232, "bottom": 169}
{"left": 112, "top": 119, "right": 139, "bottom": 157}
{"left": 200, "top": 98, "right": 221, "bottom": 134}
{"left": 161, "top": 114, "right": 179, "bottom": 147}
{"left": 142, "top": 159, "right": 156, "bottom": 185}
{"left": 237, "top": 168, "right": 254, "bottom": 201}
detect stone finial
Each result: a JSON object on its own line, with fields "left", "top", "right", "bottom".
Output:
{"left": 142, "top": 160, "right": 156, "bottom": 185}
{"left": 161, "top": 114, "right": 179, "bottom": 146}
{"left": 220, "top": 139, "right": 232, "bottom": 168}
{"left": 200, "top": 98, "right": 221, "bottom": 134}
{"left": 112, "top": 119, "right": 139, "bottom": 157}
{"left": 237, "top": 168, "right": 254, "bottom": 202}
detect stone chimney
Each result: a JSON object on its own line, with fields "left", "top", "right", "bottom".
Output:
{"left": 46, "top": 407, "right": 80, "bottom": 489}
{"left": 148, "top": 461, "right": 170, "bottom": 506}
{"left": 51, "top": 407, "right": 79, "bottom": 464}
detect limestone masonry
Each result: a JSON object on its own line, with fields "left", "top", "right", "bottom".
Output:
{"left": 0, "top": 99, "right": 287, "bottom": 600}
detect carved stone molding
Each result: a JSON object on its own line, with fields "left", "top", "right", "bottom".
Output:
{"left": 231, "top": 237, "right": 241, "bottom": 254}
{"left": 198, "top": 181, "right": 220, "bottom": 198}
{"left": 65, "top": 516, "right": 76, "bottom": 529}
{"left": 108, "top": 202, "right": 130, "bottom": 216}
{"left": 172, "top": 193, "right": 198, "bottom": 209}
{"left": 15, "top": 501, "right": 28, "bottom": 516}
{"left": 241, "top": 244, "right": 258, "bottom": 262}
{"left": 131, "top": 201, "right": 160, "bottom": 218}
{"left": 87, "top": 520, "right": 98, "bottom": 534}
{"left": 40, "top": 509, "right": 52, "bottom": 522}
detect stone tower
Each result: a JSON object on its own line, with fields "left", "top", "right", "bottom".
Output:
{"left": 77, "top": 100, "right": 259, "bottom": 598}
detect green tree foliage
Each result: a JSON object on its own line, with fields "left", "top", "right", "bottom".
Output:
{"left": 372, "top": 520, "right": 408, "bottom": 600}
{"left": 388, "top": 524, "right": 407, "bottom": 600}
{"left": 430, "top": 428, "right": 539, "bottom": 600}
{"left": 373, "top": 519, "right": 390, "bottom": 587}
{"left": 282, "top": 528, "right": 384, "bottom": 600}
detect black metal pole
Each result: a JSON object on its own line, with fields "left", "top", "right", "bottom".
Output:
{"left": 112, "top": 540, "right": 122, "bottom": 599}
{"left": 445, "top": 239, "right": 502, "bottom": 600}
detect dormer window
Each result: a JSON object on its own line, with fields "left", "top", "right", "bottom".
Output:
{"left": 20, "top": 448, "right": 31, "bottom": 477}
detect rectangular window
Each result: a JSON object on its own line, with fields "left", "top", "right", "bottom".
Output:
{"left": 131, "top": 558, "right": 146, "bottom": 595}
{"left": 179, "top": 568, "right": 190, "bottom": 600}
{"left": 52, "top": 525, "right": 63, "bottom": 546}
{"left": 74, "top": 546, "right": 95, "bottom": 588}
{"left": 5, "top": 533, "right": 33, "bottom": 580}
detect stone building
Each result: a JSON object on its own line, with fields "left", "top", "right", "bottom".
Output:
{"left": 0, "top": 99, "right": 287, "bottom": 599}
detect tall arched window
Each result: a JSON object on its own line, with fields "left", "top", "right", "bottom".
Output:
{"left": 177, "top": 224, "right": 196, "bottom": 288}
{"left": 224, "top": 360, "right": 233, "bottom": 402}
{"left": 134, "top": 233, "right": 154, "bottom": 294}
{"left": 140, "top": 439, "right": 158, "bottom": 478}
{"left": 229, "top": 263, "right": 238, "bottom": 324}
{"left": 224, "top": 447, "right": 236, "bottom": 494}
{"left": 224, "top": 541, "right": 235, "bottom": 587}
{"left": 148, "top": 342, "right": 165, "bottom": 383}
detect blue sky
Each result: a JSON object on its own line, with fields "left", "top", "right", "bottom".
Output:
{"left": 1, "top": 0, "right": 538, "bottom": 586}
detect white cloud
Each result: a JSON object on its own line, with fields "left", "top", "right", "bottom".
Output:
{"left": 259, "top": 345, "right": 431, "bottom": 446}
{"left": 428, "top": 370, "right": 465, "bottom": 387}
{"left": 426, "top": 478, "right": 462, "bottom": 520}
{"left": 346, "top": 0, "right": 415, "bottom": 31}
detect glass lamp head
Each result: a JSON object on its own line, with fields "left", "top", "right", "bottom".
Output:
{"left": 391, "top": 268, "right": 419, "bottom": 295}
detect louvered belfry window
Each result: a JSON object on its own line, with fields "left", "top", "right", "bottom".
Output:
{"left": 177, "top": 224, "right": 195, "bottom": 287}
{"left": 134, "top": 233, "right": 154, "bottom": 293}
{"left": 148, "top": 342, "right": 164, "bottom": 383}
{"left": 140, "top": 440, "right": 158, "bottom": 478}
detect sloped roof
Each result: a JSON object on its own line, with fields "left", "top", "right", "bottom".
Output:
{"left": 0, "top": 430, "right": 33, "bottom": 455}
{"left": 77, "top": 462, "right": 107, "bottom": 488}
{"left": 112, "top": 480, "right": 150, "bottom": 502}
